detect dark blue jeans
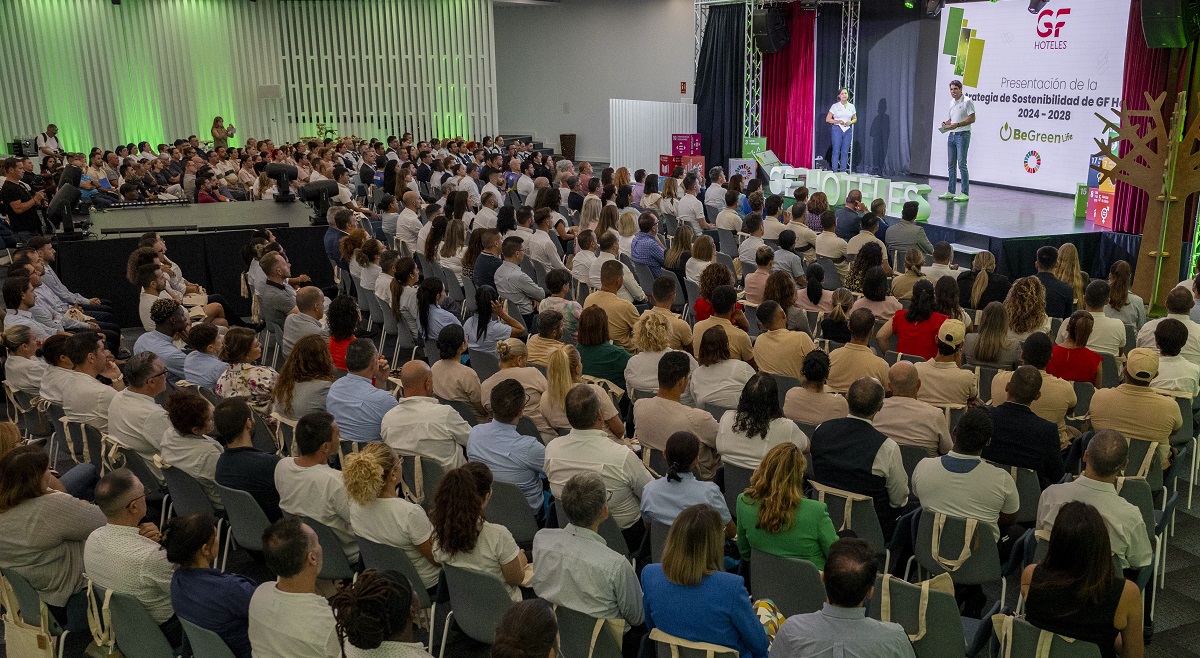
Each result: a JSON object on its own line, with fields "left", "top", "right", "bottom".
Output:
{"left": 947, "top": 131, "right": 971, "bottom": 194}
{"left": 831, "top": 126, "right": 853, "bottom": 172}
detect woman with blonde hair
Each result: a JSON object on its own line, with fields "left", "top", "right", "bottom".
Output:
{"left": 271, "top": 334, "right": 336, "bottom": 419}
{"left": 737, "top": 442, "right": 838, "bottom": 569}
{"left": 660, "top": 176, "right": 682, "bottom": 216}
{"left": 1005, "top": 276, "right": 1051, "bottom": 342}
{"left": 819, "top": 288, "right": 855, "bottom": 343}
{"left": 616, "top": 210, "right": 637, "bottom": 258}
{"left": 958, "top": 250, "right": 1011, "bottom": 309}
{"left": 480, "top": 338, "right": 553, "bottom": 440}
{"left": 539, "top": 345, "right": 623, "bottom": 439}
{"left": 578, "top": 196, "right": 603, "bottom": 234}
{"left": 596, "top": 204, "right": 620, "bottom": 241}
{"left": 1105, "top": 260, "right": 1146, "bottom": 329}
{"left": 890, "top": 248, "right": 928, "bottom": 300}
{"left": 613, "top": 166, "right": 631, "bottom": 189}
{"left": 624, "top": 311, "right": 698, "bottom": 395}
{"left": 343, "top": 443, "right": 441, "bottom": 592}
{"left": 1052, "top": 242, "right": 1089, "bottom": 308}
{"left": 3, "top": 324, "right": 45, "bottom": 394}
{"left": 1047, "top": 311, "right": 1103, "bottom": 387}
{"left": 962, "top": 302, "right": 1019, "bottom": 368}
{"left": 685, "top": 234, "right": 716, "bottom": 283}
{"left": 663, "top": 224, "right": 693, "bottom": 281}
{"left": 641, "top": 505, "right": 770, "bottom": 658}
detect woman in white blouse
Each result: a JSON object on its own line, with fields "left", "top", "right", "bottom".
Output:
{"left": 390, "top": 256, "right": 422, "bottom": 340}
{"left": 2, "top": 325, "right": 45, "bottom": 395}
{"left": 690, "top": 326, "right": 755, "bottom": 410}
{"left": 659, "top": 177, "right": 682, "bottom": 216}
{"left": 685, "top": 235, "right": 717, "bottom": 284}
{"left": 826, "top": 87, "right": 857, "bottom": 173}
{"left": 716, "top": 373, "right": 809, "bottom": 471}
{"left": 624, "top": 311, "right": 698, "bottom": 398}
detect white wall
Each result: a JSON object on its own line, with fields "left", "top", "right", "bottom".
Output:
{"left": 493, "top": 0, "right": 695, "bottom": 163}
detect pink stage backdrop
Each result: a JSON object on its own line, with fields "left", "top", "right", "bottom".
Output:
{"left": 762, "top": 5, "right": 817, "bottom": 168}
{"left": 1112, "top": 0, "right": 1175, "bottom": 234}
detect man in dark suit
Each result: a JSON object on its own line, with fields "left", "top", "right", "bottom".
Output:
{"left": 982, "top": 365, "right": 1064, "bottom": 489}
{"left": 810, "top": 377, "right": 911, "bottom": 538}
{"left": 415, "top": 150, "right": 433, "bottom": 183}
{"left": 1034, "top": 246, "right": 1075, "bottom": 318}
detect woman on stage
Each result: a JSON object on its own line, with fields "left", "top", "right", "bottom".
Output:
{"left": 826, "top": 88, "right": 856, "bottom": 173}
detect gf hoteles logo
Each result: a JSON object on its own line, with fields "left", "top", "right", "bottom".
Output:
{"left": 1035, "top": 7, "right": 1070, "bottom": 50}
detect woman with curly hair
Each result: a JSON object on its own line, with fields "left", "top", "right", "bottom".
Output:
{"left": 343, "top": 444, "right": 440, "bottom": 593}
{"left": 957, "top": 250, "right": 1011, "bottom": 309}
{"left": 214, "top": 327, "right": 278, "bottom": 412}
{"left": 691, "top": 327, "right": 756, "bottom": 410}
{"left": 430, "top": 462, "right": 528, "bottom": 602}
{"left": 782, "top": 350, "right": 849, "bottom": 425}
{"left": 877, "top": 279, "right": 948, "bottom": 359}
{"left": 341, "top": 228, "right": 369, "bottom": 282}
{"left": 795, "top": 263, "right": 834, "bottom": 313}
{"left": 844, "top": 241, "right": 891, "bottom": 293}
{"left": 685, "top": 234, "right": 715, "bottom": 283}
{"left": 715, "top": 373, "right": 809, "bottom": 471}
{"left": 1052, "top": 242, "right": 1089, "bottom": 309}
{"left": 272, "top": 334, "right": 336, "bottom": 419}
{"left": 331, "top": 569, "right": 434, "bottom": 658}
{"left": 1105, "top": 260, "right": 1146, "bottom": 329}
{"left": 693, "top": 262, "right": 749, "bottom": 330}
{"left": 962, "top": 302, "right": 1019, "bottom": 368}
{"left": 761, "top": 270, "right": 811, "bottom": 333}
{"left": 805, "top": 191, "right": 830, "bottom": 233}
{"left": 625, "top": 311, "right": 698, "bottom": 395}
{"left": 1005, "top": 276, "right": 1051, "bottom": 342}
{"left": 1046, "top": 311, "right": 1103, "bottom": 387}
{"left": 736, "top": 442, "right": 838, "bottom": 569}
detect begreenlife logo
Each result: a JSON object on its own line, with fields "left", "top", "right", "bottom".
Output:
{"left": 1000, "top": 122, "right": 1072, "bottom": 144}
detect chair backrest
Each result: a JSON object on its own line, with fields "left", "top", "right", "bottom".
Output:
{"left": 61, "top": 419, "right": 106, "bottom": 471}
{"left": 162, "top": 465, "right": 217, "bottom": 517}
{"left": 1114, "top": 477, "right": 1156, "bottom": 547}
{"left": 1, "top": 566, "right": 52, "bottom": 629}
{"left": 516, "top": 415, "right": 541, "bottom": 439}
{"left": 424, "top": 338, "right": 440, "bottom": 365}
{"left": 899, "top": 444, "right": 929, "bottom": 490}
{"left": 913, "top": 510, "right": 1001, "bottom": 586}
{"left": 770, "top": 374, "right": 801, "bottom": 406}
{"left": 716, "top": 229, "right": 738, "bottom": 258}
{"left": 469, "top": 348, "right": 501, "bottom": 382}
{"left": 994, "top": 614, "right": 1102, "bottom": 658}
{"left": 649, "top": 520, "right": 671, "bottom": 563}
{"left": 442, "top": 564, "right": 516, "bottom": 644}
{"left": 743, "top": 305, "right": 761, "bottom": 338}
{"left": 108, "top": 589, "right": 178, "bottom": 658}
{"left": 214, "top": 483, "right": 271, "bottom": 552}
{"left": 484, "top": 480, "right": 539, "bottom": 545}
{"left": 180, "top": 617, "right": 237, "bottom": 658}
{"left": 271, "top": 413, "right": 298, "bottom": 456}
{"left": 555, "top": 606, "right": 624, "bottom": 658}
{"left": 809, "top": 480, "right": 888, "bottom": 556}
{"left": 1100, "top": 352, "right": 1121, "bottom": 388}
{"left": 301, "top": 516, "right": 357, "bottom": 581}
{"left": 989, "top": 462, "right": 1041, "bottom": 524}
{"left": 441, "top": 397, "right": 480, "bottom": 426}
{"left": 633, "top": 262, "right": 657, "bottom": 298}
{"left": 722, "top": 464, "right": 754, "bottom": 521}
{"left": 700, "top": 402, "right": 731, "bottom": 422}
{"left": 867, "top": 574, "right": 966, "bottom": 658}
{"left": 748, "top": 549, "right": 825, "bottom": 617}
{"left": 815, "top": 257, "right": 843, "bottom": 290}
{"left": 1072, "top": 381, "right": 1095, "bottom": 417}
{"left": 401, "top": 454, "right": 446, "bottom": 509}
{"left": 355, "top": 535, "right": 433, "bottom": 608}
{"left": 975, "top": 365, "right": 1000, "bottom": 404}
{"left": 251, "top": 410, "right": 279, "bottom": 454}
{"left": 650, "top": 628, "right": 739, "bottom": 658}
{"left": 714, "top": 252, "right": 736, "bottom": 279}
{"left": 1124, "top": 438, "right": 1164, "bottom": 493}
{"left": 1169, "top": 393, "right": 1193, "bottom": 450}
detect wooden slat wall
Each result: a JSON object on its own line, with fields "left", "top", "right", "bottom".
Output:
{"left": 0, "top": 0, "right": 498, "bottom": 153}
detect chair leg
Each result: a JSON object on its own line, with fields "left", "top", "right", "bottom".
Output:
{"left": 220, "top": 521, "right": 233, "bottom": 573}
{"left": 427, "top": 602, "right": 437, "bottom": 654}
{"left": 159, "top": 493, "right": 170, "bottom": 529}
{"left": 437, "top": 610, "right": 454, "bottom": 658}
{"left": 1189, "top": 438, "right": 1197, "bottom": 510}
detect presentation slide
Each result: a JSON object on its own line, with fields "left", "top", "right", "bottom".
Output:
{"left": 927, "top": 0, "right": 1130, "bottom": 195}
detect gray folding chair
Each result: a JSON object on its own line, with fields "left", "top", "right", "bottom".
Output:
{"left": 214, "top": 484, "right": 271, "bottom": 572}
{"left": 749, "top": 549, "right": 825, "bottom": 617}
{"left": 900, "top": 444, "right": 930, "bottom": 493}
{"left": 300, "top": 516, "right": 358, "bottom": 581}
{"left": 439, "top": 397, "right": 481, "bottom": 426}
{"left": 516, "top": 415, "right": 541, "bottom": 439}
{"left": 988, "top": 462, "right": 1042, "bottom": 524}
{"left": 4, "top": 382, "right": 45, "bottom": 440}
{"left": 484, "top": 481, "right": 539, "bottom": 546}
{"left": 469, "top": 348, "right": 501, "bottom": 382}
{"left": 60, "top": 419, "right": 106, "bottom": 473}
{"left": 701, "top": 402, "right": 731, "bottom": 422}
{"left": 180, "top": 618, "right": 236, "bottom": 658}
{"left": 717, "top": 229, "right": 738, "bottom": 259}
{"left": 650, "top": 628, "right": 738, "bottom": 658}
{"left": 722, "top": 463, "right": 755, "bottom": 521}
{"left": 1100, "top": 352, "right": 1121, "bottom": 388}
{"left": 162, "top": 465, "right": 219, "bottom": 521}
{"left": 1, "top": 566, "right": 69, "bottom": 656}
{"left": 992, "top": 615, "right": 1101, "bottom": 657}
{"left": 401, "top": 455, "right": 446, "bottom": 509}
{"left": 815, "top": 257, "right": 843, "bottom": 290}
{"left": 102, "top": 585, "right": 179, "bottom": 658}
{"left": 715, "top": 252, "right": 736, "bottom": 279}
{"left": 649, "top": 520, "right": 671, "bottom": 563}
{"left": 975, "top": 365, "right": 1001, "bottom": 405}
{"left": 907, "top": 509, "right": 1006, "bottom": 607}
{"left": 770, "top": 374, "right": 801, "bottom": 407}
{"left": 555, "top": 606, "right": 623, "bottom": 658}
{"left": 438, "top": 564, "right": 517, "bottom": 657}
{"left": 810, "top": 480, "right": 890, "bottom": 566}
{"left": 356, "top": 535, "right": 438, "bottom": 652}
{"left": 868, "top": 574, "right": 993, "bottom": 658}
{"left": 251, "top": 411, "right": 279, "bottom": 455}
{"left": 632, "top": 262, "right": 657, "bottom": 299}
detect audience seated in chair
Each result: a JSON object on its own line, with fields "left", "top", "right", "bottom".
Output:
{"left": 752, "top": 300, "right": 815, "bottom": 381}
{"left": 249, "top": 517, "right": 341, "bottom": 658}
{"left": 274, "top": 411, "right": 359, "bottom": 564}
{"left": 133, "top": 298, "right": 191, "bottom": 386}
{"left": 827, "top": 308, "right": 890, "bottom": 392}
{"left": 331, "top": 569, "right": 435, "bottom": 658}
{"left": 325, "top": 338, "right": 397, "bottom": 444}
{"left": 108, "top": 352, "right": 172, "bottom": 481}
{"left": 214, "top": 397, "right": 283, "bottom": 522}
{"left": 61, "top": 330, "right": 125, "bottom": 433}
{"left": 634, "top": 350, "right": 719, "bottom": 479}
{"left": 1088, "top": 348, "right": 1182, "bottom": 470}
{"left": 983, "top": 366, "right": 1065, "bottom": 489}
{"left": 991, "top": 332, "right": 1078, "bottom": 449}
{"left": 738, "top": 442, "right": 837, "bottom": 569}
{"left": 641, "top": 431, "right": 732, "bottom": 533}
{"left": 912, "top": 319, "right": 978, "bottom": 406}
{"left": 382, "top": 360, "right": 471, "bottom": 470}
{"left": 585, "top": 260, "right": 641, "bottom": 352}
{"left": 161, "top": 390, "right": 225, "bottom": 508}
{"left": 183, "top": 323, "right": 228, "bottom": 390}
{"left": 872, "top": 361, "right": 952, "bottom": 457}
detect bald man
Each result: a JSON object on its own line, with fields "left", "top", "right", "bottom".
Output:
{"left": 395, "top": 191, "right": 424, "bottom": 252}
{"left": 282, "top": 286, "right": 329, "bottom": 357}
{"left": 380, "top": 360, "right": 472, "bottom": 469}
{"left": 871, "top": 361, "right": 951, "bottom": 456}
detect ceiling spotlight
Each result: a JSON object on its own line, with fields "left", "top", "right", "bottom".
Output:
{"left": 926, "top": 0, "right": 945, "bottom": 17}
{"left": 1028, "top": 0, "right": 1050, "bottom": 13}
{"left": 905, "top": 1, "right": 915, "bottom": 8}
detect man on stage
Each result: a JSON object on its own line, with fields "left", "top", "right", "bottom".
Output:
{"left": 939, "top": 80, "right": 975, "bottom": 203}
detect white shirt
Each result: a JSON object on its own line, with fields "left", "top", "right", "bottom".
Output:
{"left": 36, "top": 133, "right": 61, "bottom": 153}
{"left": 1152, "top": 355, "right": 1200, "bottom": 399}
{"left": 474, "top": 205, "right": 498, "bottom": 230}
{"left": 360, "top": 263, "right": 382, "bottom": 292}
{"left": 375, "top": 273, "right": 395, "bottom": 309}
{"left": 924, "top": 263, "right": 960, "bottom": 284}
{"left": 84, "top": 524, "right": 175, "bottom": 624}
{"left": 1036, "top": 476, "right": 1153, "bottom": 569}
{"left": 61, "top": 369, "right": 118, "bottom": 433}
{"left": 159, "top": 428, "right": 224, "bottom": 508}
{"left": 544, "top": 428, "right": 654, "bottom": 529}
{"left": 715, "top": 413, "right": 809, "bottom": 471}
{"left": 5, "top": 354, "right": 46, "bottom": 395}
{"left": 432, "top": 521, "right": 522, "bottom": 602}
{"left": 685, "top": 257, "right": 714, "bottom": 283}
{"left": 572, "top": 250, "right": 597, "bottom": 285}
{"left": 948, "top": 95, "right": 977, "bottom": 133}
{"left": 274, "top": 458, "right": 359, "bottom": 562}
{"left": 349, "top": 497, "right": 440, "bottom": 589}
{"left": 676, "top": 194, "right": 706, "bottom": 233}
{"left": 691, "top": 359, "right": 756, "bottom": 409}
{"left": 516, "top": 174, "right": 535, "bottom": 201}
{"left": 457, "top": 175, "right": 481, "bottom": 208}
{"left": 38, "top": 365, "right": 72, "bottom": 404}
{"left": 704, "top": 184, "right": 727, "bottom": 211}
{"left": 1055, "top": 310, "right": 1126, "bottom": 356}
{"left": 589, "top": 252, "right": 644, "bottom": 302}
{"left": 480, "top": 182, "right": 504, "bottom": 208}
{"left": 623, "top": 349, "right": 698, "bottom": 400}
{"left": 738, "top": 235, "right": 766, "bottom": 264}
{"left": 248, "top": 582, "right": 340, "bottom": 658}
{"left": 395, "top": 208, "right": 423, "bottom": 250}
{"left": 829, "top": 102, "right": 857, "bottom": 132}
{"left": 1137, "top": 312, "right": 1200, "bottom": 368}
{"left": 381, "top": 396, "right": 471, "bottom": 470}
{"left": 911, "top": 452, "right": 1019, "bottom": 542}
{"left": 107, "top": 389, "right": 172, "bottom": 480}
{"left": 527, "top": 230, "right": 567, "bottom": 273}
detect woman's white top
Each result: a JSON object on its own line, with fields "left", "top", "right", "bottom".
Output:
{"left": 685, "top": 257, "right": 714, "bottom": 283}
{"left": 691, "top": 359, "right": 756, "bottom": 409}
{"left": 829, "top": 102, "right": 856, "bottom": 132}
{"left": 716, "top": 413, "right": 810, "bottom": 471}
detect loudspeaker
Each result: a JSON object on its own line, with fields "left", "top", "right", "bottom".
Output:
{"left": 753, "top": 8, "right": 791, "bottom": 54}
{"left": 1142, "top": 0, "right": 1200, "bottom": 48}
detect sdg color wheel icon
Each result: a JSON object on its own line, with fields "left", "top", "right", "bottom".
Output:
{"left": 1023, "top": 151, "right": 1042, "bottom": 174}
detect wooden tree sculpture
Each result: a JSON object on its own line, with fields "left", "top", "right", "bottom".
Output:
{"left": 1091, "top": 90, "right": 1199, "bottom": 310}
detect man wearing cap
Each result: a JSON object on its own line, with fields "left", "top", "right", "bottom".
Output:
{"left": 912, "top": 319, "right": 978, "bottom": 406}
{"left": 1089, "top": 347, "right": 1183, "bottom": 469}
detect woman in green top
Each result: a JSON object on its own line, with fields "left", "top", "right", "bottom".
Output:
{"left": 575, "top": 305, "right": 632, "bottom": 392}
{"left": 736, "top": 442, "right": 839, "bottom": 569}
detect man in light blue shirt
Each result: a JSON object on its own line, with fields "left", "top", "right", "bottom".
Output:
{"left": 770, "top": 538, "right": 915, "bottom": 658}
{"left": 531, "top": 472, "right": 644, "bottom": 643}
{"left": 132, "top": 299, "right": 190, "bottom": 387}
{"left": 2, "top": 275, "right": 55, "bottom": 340}
{"left": 183, "top": 324, "right": 228, "bottom": 389}
{"left": 494, "top": 236, "right": 544, "bottom": 325}
{"left": 325, "top": 338, "right": 396, "bottom": 443}
{"left": 466, "top": 378, "right": 546, "bottom": 515}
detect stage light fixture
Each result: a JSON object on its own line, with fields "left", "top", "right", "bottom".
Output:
{"left": 926, "top": 0, "right": 945, "bottom": 17}
{"left": 905, "top": 0, "right": 915, "bottom": 8}
{"left": 1028, "top": 0, "right": 1049, "bottom": 13}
